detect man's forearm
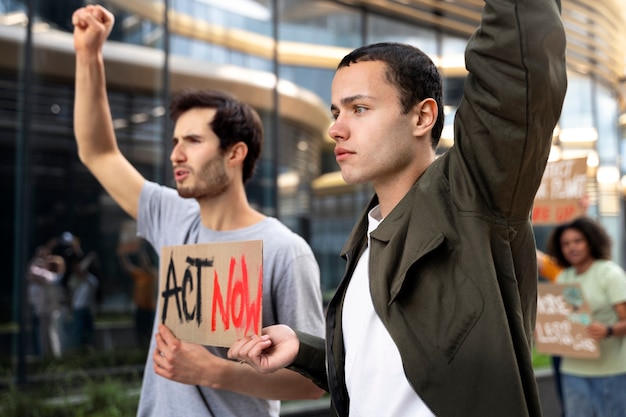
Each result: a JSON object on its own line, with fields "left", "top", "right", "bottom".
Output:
{"left": 74, "top": 51, "right": 118, "bottom": 166}
{"left": 199, "top": 356, "right": 325, "bottom": 400}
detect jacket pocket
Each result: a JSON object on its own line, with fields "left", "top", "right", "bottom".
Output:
{"left": 389, "top": 252, "right": 484, "bottom": 363}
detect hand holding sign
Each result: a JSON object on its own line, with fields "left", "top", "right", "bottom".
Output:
{"left": 153, "top": 324, "right": 223, "bottom": 385}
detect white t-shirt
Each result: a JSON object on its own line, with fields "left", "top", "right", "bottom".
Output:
{"left": 342, "top": 205, "right": 435, "bottom": 417}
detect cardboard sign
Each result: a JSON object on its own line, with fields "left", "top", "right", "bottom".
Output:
{"left": 535, "top": 283, "right": 599, "bottom": 358}
{"left": 532, "top": 157, "right": 587, "bottom": 225}
{"left": 158, "top": 240, "right": 263, "bottom": 347}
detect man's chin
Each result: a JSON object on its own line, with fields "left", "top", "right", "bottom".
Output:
{"left": 176, "top": 187, "right": 195, "bottom": 199}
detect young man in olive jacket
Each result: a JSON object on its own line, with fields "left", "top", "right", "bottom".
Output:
{"left": 229, "top": 0, "right": 567, "bottom": 415}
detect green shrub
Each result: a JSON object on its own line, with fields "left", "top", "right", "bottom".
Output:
{"left": 82, "top": 376, "right": 139, "bottom": 415}
{"left": 0, "top": 351, "right": 142, "bottom": 417}
{"left": 0, "top": 379, "right": 45, "bottom": 417}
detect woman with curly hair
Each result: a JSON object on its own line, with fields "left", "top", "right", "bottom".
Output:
{"left": 547, "top": 216, "right": 626, "bottom": 417}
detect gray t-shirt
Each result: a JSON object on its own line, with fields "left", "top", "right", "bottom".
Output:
{"left": 136, "top": 181, "right": 325, "bottom": 417}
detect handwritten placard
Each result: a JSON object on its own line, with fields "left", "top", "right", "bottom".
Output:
{"left": 158, "top": 240, "right": 263, "bottom": 347}
{"left": 532, "top": 157, "right": 587, "bottom": 225}
{"left": 535, "top": 283, "right": 599, "bottom": 358}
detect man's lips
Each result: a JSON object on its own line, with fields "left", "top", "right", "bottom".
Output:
{"left": 334, "top": 147, "right": 354, "bottom": 162}
{"left": 173, "top": 167, "right": 190, "bottom": 182}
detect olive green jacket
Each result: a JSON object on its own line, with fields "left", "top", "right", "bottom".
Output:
{"left": 292, "top": 0, "right": 567, "bottom": 415}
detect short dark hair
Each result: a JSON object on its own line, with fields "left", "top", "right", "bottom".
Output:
{"left": 169, "top": 89, "right": 263, "bottom": 183}
{"left": 546, "top": 216, "right": 612, "bottom": 267}
{"left": 338, "top": 42, "right": 444, "bottom": 149}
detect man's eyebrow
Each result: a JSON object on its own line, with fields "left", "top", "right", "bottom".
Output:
{"left": 330, "top": 94, "right": 373, "bottom": 112}
{"left": 171, "top": 133, "right": 201, "bottom": 142}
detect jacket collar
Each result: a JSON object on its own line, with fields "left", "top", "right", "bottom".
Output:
{"left": 340, "top": 174, "right": 449, "bottom": 304}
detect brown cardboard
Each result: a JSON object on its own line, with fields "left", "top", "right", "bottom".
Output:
{"left": 535, "top": 282, "right": 599, "bottom": 358}
{"left": 158, "top": 240, "right": 263, "bottom": 347}
{"left": 532, "top": 157, "right": 587, "bottom": 225}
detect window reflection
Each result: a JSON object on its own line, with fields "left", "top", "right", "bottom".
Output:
{"left": 2, "top": 0, "right": 625, "bottom": 358}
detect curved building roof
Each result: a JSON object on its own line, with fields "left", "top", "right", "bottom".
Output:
{"left": 1, "top": 0, "right": 624, "bottom": 137}
{"left": 103, "top": 0, "right": 626, "bottom": 102}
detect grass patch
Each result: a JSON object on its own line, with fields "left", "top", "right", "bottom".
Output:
{"left": 0, "top": 374, "right": 140, "bottom": 417}
{"left": 0, "top": 347, "right": 146, "bottom": 417}
{"left": 532, "top": 347, "right": 552, "bottom": 370}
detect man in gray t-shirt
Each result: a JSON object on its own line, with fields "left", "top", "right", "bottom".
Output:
{"left": 72, "top": 5, "right": 325, "bottom": 416}
{"left": 138, "top": 183, "right": 325, "bottom": 416}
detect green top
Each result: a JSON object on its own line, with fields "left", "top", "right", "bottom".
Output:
{"left": 558, "top": 260, "right": 626, "bottom": 376}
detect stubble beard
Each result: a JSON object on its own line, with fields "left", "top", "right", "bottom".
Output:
{"left": 176, "top": 156, "right": 230, "bottom": 199}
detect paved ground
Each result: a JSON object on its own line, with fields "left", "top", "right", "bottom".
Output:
{"left": 537, "top": 369, "right": 564, "bottom": 417}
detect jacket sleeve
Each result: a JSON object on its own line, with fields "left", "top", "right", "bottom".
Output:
{"left": 287, "top": 331, "right": 329, "bottom": 391}
{"left": 450, "top": 0, "right": 567, "bottom": 220}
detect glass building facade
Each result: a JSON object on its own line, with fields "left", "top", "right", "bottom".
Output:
{"left": 2, "top": 0, "right": 626, "bottom": 369}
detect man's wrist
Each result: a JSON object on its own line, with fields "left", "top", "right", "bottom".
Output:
{"left": 606, "top": 325, "right": 614, "bottom": 338}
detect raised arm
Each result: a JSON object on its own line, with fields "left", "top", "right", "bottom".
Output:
{"left": 72, "top": 5, "right": 145, "bottom": 219}
{"left": 452, "top": 0, "right": 567, "bottom": 219}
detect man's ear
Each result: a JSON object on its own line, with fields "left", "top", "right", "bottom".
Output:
{"left": 227, "top": 141, "right": 248, "bottom": 166}
{"left": 412, "top": 98, "right": 438, "bottom": 137}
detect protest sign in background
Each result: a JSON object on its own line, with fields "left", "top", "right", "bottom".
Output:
{"left": 533, "top": 157, "right": 588, "bottom": 225}
{"left": 535, "top": 282, "right": 599, "bottom": 358}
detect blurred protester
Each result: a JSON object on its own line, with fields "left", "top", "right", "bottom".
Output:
{"left": 53, "top": 231, "right": 84, "bottom": 298}
{"left": 27, "top": 244, "right": 52, "bottom": 356}
{"left": 117, "top": 238, "right": 157, "bottom": 350}
{"left": 537, "top": 249, "right": 563, "bottom": 283}
{"left": 546, "top": 216, "right": 626, "bottom": 417}
{"left": 26, "top": 242, "right": 67, "bottom": 358}
{"left": 68, "top": 252, "right": 100, "bottom": 350}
